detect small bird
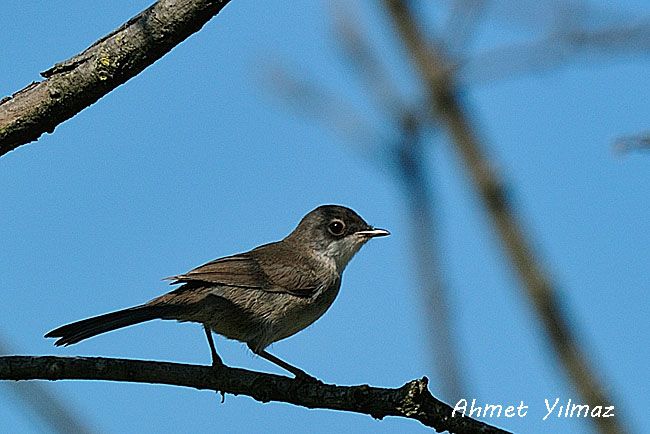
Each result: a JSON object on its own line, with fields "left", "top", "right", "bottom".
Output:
{"left": 45, "top": 205, "right": 389, "bottom": 379}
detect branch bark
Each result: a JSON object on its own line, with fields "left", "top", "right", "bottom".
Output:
{"left": 382, "top": 1, "right": 626, "bottom": 434}
{"left": 0, "top": 356, "right": 510, "bottom": 434}
{"left": 0, "top": 0, "right": 232, "bottom": 157}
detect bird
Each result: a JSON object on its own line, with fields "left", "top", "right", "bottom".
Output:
{"left": 45, "top": 205, "right": 389, "bottom": 379}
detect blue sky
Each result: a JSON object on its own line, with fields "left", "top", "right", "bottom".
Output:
{"left": 1, "top": 1, "right": 648, "bottom": 433}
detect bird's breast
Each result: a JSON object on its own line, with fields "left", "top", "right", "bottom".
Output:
{"left": 264, "top": 277, "right": 342, "bottom": 345}
{"left": 201, "top": 277, "right": 342, "bottom": 352}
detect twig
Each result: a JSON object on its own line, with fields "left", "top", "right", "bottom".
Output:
{"left": 382, "top": 1, "right": 627, "bottom": 434}
{"left": 394, "top": 114, "right": 466, "bottom": 401}
{"left": 0, "top": 0, "right": 232, "bottom": 157}
{"left": 331, "top": 5, "right": 465, "bottom": 399}
{"left": 614, "top": 133, "right": 650, "bottom": 153}
{"left": 265, "top": 63, "right": 387, "bottom": 155}
{"left": 331, "top": 2, "right": 405, "bottom": 116}
{"left": 0, "top": 356, "right": 511, "bottom": 434}
{"left": 460, "top": 19, "right": 650, "bottom": 84}
{"left": 444, "top": 0, "right": 487, "bottom": 56}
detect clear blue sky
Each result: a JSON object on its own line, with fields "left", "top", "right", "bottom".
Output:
{"left": 1, "top": 1, "right": 648, "bottom": 433}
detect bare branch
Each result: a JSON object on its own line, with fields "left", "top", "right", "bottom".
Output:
{"left": 444, "top": 0, "right": 487, "bottom": 56}
{"left": 0, "top": 356, "right": 511, "bottom": 434}
{"left": 0, "top": 0, "right": 232, "bottom": 157}
{"left": 482, "top": 0, "right": 626, "bottom": 33}
{"left": 614, "top": 133, "right": 650, "bottom": 153}
{"left": 393, "top": 115, "right": 466, "bottom": 401}
{"left": 382, "top": 1, "right": 628, "bottom": 434}
{"left": 265, "top": 63, "right": 388, "bottom": 156}
{"left": 331, "top": 2, "right": 406, "bottom": 117}
{"left": 460, "top": 19, "right": 650, "bottom": 84}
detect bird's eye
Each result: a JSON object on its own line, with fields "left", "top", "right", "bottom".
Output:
{"left": 328, "top": 220, "right": 346, "bottom": 236}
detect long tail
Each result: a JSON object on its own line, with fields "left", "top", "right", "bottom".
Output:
{"left": 45, "top": 305, "right": 175, "bottom": 346}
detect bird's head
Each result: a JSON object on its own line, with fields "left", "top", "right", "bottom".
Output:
{"left": 286, "top": 205, "right": 389, "bottom": 273}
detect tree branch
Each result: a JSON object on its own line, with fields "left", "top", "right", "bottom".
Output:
{"left": 0, "top": 0, "right": 232, "bottom": 157}
{"left": 0, "top": 356, "right": 510, "bottom": 434}
{"left": 444, "top": 0, "right": 487, "bottom": 56}
{"left": 614, "top": 133, "right": 650, "bottom": 153}
{"left": 460, "top": 19, "right": 650, "bottom": 85}
{"left": 265, "top": 63, "right": 385, "bottom": 155}
{"left": 383, "top": 1, "right": 627, "bottom": 434}
{"left": 330, "top": 5, "right": 465, "bottom": 400}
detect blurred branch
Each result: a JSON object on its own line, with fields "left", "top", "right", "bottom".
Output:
{"left": 460, "top": 19, "right": 650, "bottom": 84}
{"left": 332, "top": 2, "right": 406, "bottom": 115}
{"left": 0, "top": 356, "right": 511, "bottom": 434}
{"left": 0, "top": 337, "right": 95, "bottom": 434}
{"left": 444, "top": 0, "right": 487, "bottom": 56}
{"left": 0, "top": 0, "right": 232, "bottom": 157}
{"left": 333, "top": 4, "right": 466, "bottom": 399}
{"left": 614, "top": 133, "right": 650, "bottom": 153}
{"left": 394, "top": 114, "right": 466, "bottom": 401}
{"left": 383, "top": 1, "right": 627, "bottom": 434}
{"left": 266, "top": 63, "right": 390, "bottom": 157}
{"left": 473, "top": 0, "right": 629, "bottom": 34}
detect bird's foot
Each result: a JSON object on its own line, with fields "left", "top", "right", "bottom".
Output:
{"left": 209, "top": 359, "right": 227, "bottom": 403}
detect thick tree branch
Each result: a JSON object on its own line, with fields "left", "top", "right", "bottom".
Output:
{"left": 0, "top": 0, "right": 232, "bottom": 157}
{"left": 0, "top": 356, "right": 510, "bottom": 434}
{"left": 383, "top": 1, "right": 627, "bottom": 434}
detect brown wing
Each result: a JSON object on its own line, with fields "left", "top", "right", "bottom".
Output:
{"left": 166, "top": 242, "right": 332, "bottom": 297}
{"left": 167, "top": 254, "right": 268, "bottom": 288}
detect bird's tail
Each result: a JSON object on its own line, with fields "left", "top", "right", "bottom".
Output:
{"left": 45, "top": 305, "right": 176, "bottom": 346}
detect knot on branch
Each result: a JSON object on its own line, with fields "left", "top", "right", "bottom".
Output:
{"left": 397, "top": 376, "right": 430, "bottom": 417}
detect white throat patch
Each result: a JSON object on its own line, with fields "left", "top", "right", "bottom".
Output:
{"left": 316, "top": 235, "right": 366, "bottom": 273}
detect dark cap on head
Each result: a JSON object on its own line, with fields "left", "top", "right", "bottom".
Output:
{"left": 289, "top": 205, "right": 389, "bottom": 243}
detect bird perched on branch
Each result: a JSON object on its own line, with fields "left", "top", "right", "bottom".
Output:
{"left": 46, "top": 205, "right": 389, "bottom": 379}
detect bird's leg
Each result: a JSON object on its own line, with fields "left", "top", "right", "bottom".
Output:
{"left": 204, "top": 325, "right": 223, "bottom": 367}
{"left": 253, "top": 347, "right": 318, "bottom": 382}
{"left": 203, "top": 325, "right": 227, "bottom": 403}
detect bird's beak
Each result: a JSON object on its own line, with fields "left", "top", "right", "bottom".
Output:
{"left": 355, "top": 228, "right": 390, "bottom": 238}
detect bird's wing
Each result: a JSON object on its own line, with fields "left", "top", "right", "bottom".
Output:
{"left": 167, "top": 254, "right": 268, "bottom": 288}
{"left": 166, "top": 245, "right": 327, "bottom": 297}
